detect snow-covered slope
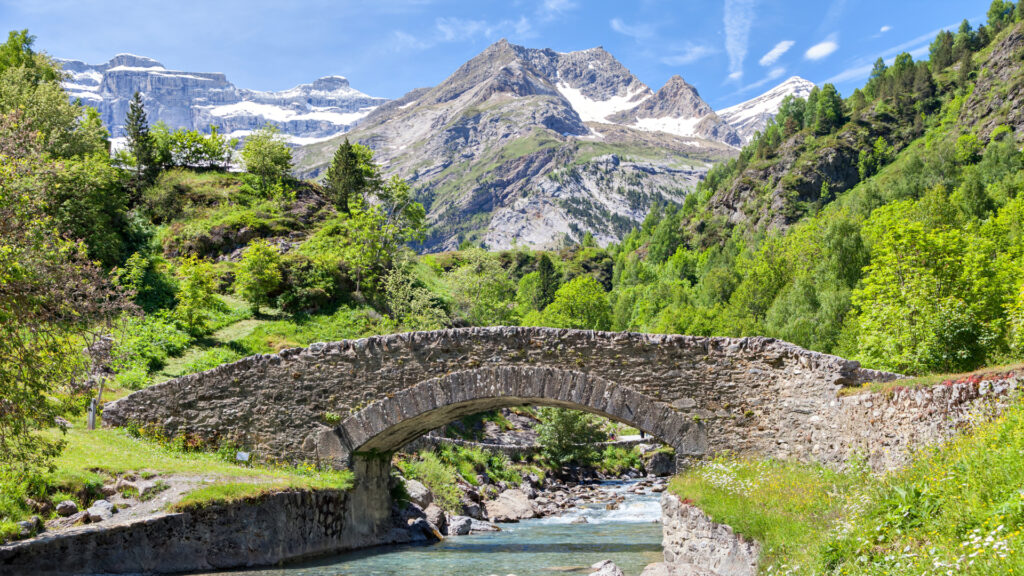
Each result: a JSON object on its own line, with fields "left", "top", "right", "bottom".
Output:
{"left": 59, "top": 54, "right": 386, "bottom": 144}
{"left": 717, "top": 76, "right": 816, "bottom": 143}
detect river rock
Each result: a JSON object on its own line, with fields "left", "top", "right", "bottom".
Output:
{"left": 405, "top": 479, "right": 432, "bottom": 508}
{"left": 446, "top": 515, "right": 473, "bottom": 535}
{"left": 485, "top": 489, "right": 537, "bottom": 522}
{"left": 56, "top": 500, "right": 78, "bottom": 517}
{"left": 589, "top": 560, "right": 625, "bottom": 576}
{"left": 86, "top": 500, "right": 116, "bottom": 522}
{"left": 469, "top": 519, "right": 501, "bottom": 532}
{"left": 424, "top": 503, "right": 447, "bottom": 534}
{"left": 571, "top": 516, "right": 589, "bottom": 524}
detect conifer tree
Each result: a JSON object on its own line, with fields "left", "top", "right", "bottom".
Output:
{"left": 536, "top": 253, "right": 560, "bottom": 310}
{"left": 325, "top": 138, "right": 365, "bottom": 214}
{"left": 124, "top": 91, "right": 155, "bottom": 193}
{"left": 930, "top": 31, "right": 955, "bottom": 71}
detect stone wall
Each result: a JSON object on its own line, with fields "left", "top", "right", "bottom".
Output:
{"left": 643, "top": 493, "right": 759, "bottom": 576}
{"left": 0, "top": 485, "right": 394, "bottom": 576}
{"left": 102, "top": 327, "right": 896, "bottom": 469}
{"left": 835, "top": 373, "right": 1021, "bottom": 470}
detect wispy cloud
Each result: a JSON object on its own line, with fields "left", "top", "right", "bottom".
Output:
{"left": 724, "top": 0, "right": 757, "bottom": 81}
{"left": 825, "top": 22, "right": 959, "bottom": 84}
{"left": 661, "top": 43, "right": 718, "bottom": 66}
{"left": 879, "top": 25, "right": 892, "bottom": 33}
{"left": 434, "top": 16, "right": 533, "bottom": 42}
{"left": 391, "top": 15, "right": 534, "bottom": 52}
{"left": 722, "top": 66, "right": 788, "bottom": 100}
{"left": 805, "top": 35, "right": 839, "bottom": 60}
{"left": 758, "top": 40, "right": 794, "bottom": 66}
{"left": 538, "top": 0, "right": 577, "bottom": 21}
{"left": 390, "top": 30, "right": 432, "bottom": 52}
{"left": 609, "top": 17, "right": 655, "bottom": 41}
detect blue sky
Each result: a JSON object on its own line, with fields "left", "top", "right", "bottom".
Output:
{"left": 1, "top": 0, "right": 990, "bottom": 108}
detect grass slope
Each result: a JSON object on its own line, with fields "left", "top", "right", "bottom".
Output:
{"left": 670, "top": 397, "right": 1024, "bottom": 575}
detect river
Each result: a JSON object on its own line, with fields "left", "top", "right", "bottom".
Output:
{"left": 201, "top": 480, "right": 663, "bottom": 576}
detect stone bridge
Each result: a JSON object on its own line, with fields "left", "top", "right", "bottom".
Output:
{"left": 104, "top": 327, "right": 896, "bottom": 464}
{"left": 103, "top": 327, "right": 896, "bottom": 537}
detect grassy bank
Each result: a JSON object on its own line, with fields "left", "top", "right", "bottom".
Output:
{"left": 0, "top": 419, "right": 352, "bottom": 542}
{"left": 669, "top": 398, "right": 1024, "bottom": 575}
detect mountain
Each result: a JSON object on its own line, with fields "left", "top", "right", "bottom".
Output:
{"left": 717, "top": 76, "right": 816, "bottom": 144}
{"left": 295, "top": 40, "right": 741, "bottom": 252}
{"left": 59, "top": 54, "right": 387, "bottom": 144}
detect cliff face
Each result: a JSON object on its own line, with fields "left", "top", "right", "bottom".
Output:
{"left": 59, "top": 54, "right": 387, "bottom": 143}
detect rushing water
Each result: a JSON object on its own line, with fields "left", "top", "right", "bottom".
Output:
{"left": 203, "top": 481, "right": 663, "bottom": 576}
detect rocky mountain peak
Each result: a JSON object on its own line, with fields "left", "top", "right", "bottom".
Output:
{"left": 309, "top": 76, "right": 353, "bottom": 92}
{"left": 716, "top": 76, "right": 816, "bottom": 143}
{"left": 632, "top": 75, "right": 712, "bottom": 119}
{"left": 106, "top": 53, "right": 164, "bottom": 69}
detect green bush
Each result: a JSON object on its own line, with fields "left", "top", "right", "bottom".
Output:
{"left": 396, "top": 452, "right": 462, "bottom": 512}
{"left": 535, "top": 407, "right": 607, "bottom": 467}
{"left": 598, "top": 446, "right": 642, "bottom": 476}
{"left": 277, "top": 254, "right": 341, "bottom": 314}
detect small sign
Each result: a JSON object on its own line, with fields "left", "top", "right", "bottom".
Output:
{"left": 236, "top": 451, "right": 250, "bottom": 462}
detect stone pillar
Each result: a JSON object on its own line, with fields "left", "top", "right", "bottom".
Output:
{"left": 347, "top": 454, "right": 394, "bottom": 540}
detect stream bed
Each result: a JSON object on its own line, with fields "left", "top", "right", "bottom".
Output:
{"left": 201, "top": 480, "right": 663, "bottom": 576}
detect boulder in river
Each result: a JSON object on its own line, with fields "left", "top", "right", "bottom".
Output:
{"left": 469, "top": 518, "right": 501, "bottom": 532}
{"left": 446, "top": 515, "right": 473, "bottom": 535}
{"left": 485, "top": 488, "right": 537, "bottom": 522}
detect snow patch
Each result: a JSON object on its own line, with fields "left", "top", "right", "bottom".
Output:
{"left": 556, "top": 82, "right": 649, "bottom": 123}
{"left": 633, "top": 116, "right": 702, "bottom": 138}
{"left": 206, "top": 102, "right": 373, "bottom": 125}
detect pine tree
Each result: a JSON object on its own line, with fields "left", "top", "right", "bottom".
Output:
{"left": 813, "top": 84, "right": 844, "bottom": 135}
{"left": 930, "top": 30, "right": 955, "bottom": 71}
{"left": 536, "top": 253, "right": 559, "bottom": 310}
{"left": 124, "top": 91, "right": 155, "bottom": 193}
{"left": 325, "top": 138, "right": 365, "bottom": 214}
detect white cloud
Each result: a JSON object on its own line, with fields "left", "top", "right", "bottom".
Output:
{"left": 610, "top": 17, "right": 655, "bottom": 40}
{"left": 539, "top": 0, "right": 577, "bottom": 20}
{"left": 434, "top": 16, "right": 534, "bottom": 42}
{"left": 661, "top": 43, "right": 717, "bottom": 66}
{"left": 724, "top": 0, "right": 757, "bottom": 81}
{"left": 805, "top": 38, "right": 839, "bottom": 60}
{"left": 758, "top": 40, "right": 794, "bottom": 66}
{"left": 880, "top": 25, "right": 892, "bottom": 33}
{"left": 390, "top": 30, "right": 432, "bottom": 51}
{"left": 435, "top": 17, "right": 489, "bottom": 41}
{"left": 824, "top": 22, "right": 960, "bottom": 85}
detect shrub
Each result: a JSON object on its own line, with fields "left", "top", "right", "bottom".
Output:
{"left": 396, "top": 452, "right": 462, "bottom": 512}
{"left": 535, "top": 407, "right": 607, "bottom": 467}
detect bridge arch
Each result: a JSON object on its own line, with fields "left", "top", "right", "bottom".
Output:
{"left": 326, "top": 365, "right": 706, "bottom": 468}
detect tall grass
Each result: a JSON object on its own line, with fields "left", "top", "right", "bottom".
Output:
{"left": 669, "top": 397, "right": 1024, "bottom": 575}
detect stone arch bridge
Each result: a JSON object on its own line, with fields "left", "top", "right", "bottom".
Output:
{"left": 103, "top": 327, "right": 894, "bottom": 535}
